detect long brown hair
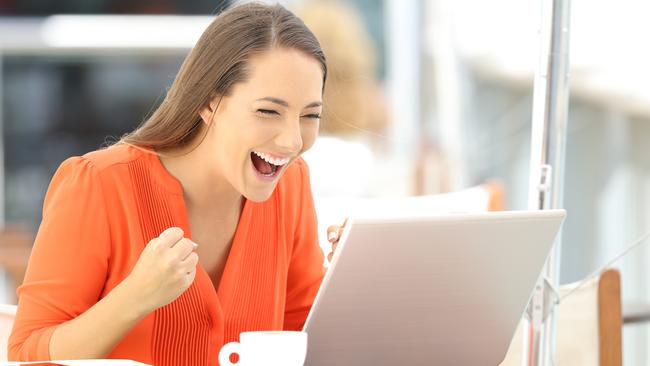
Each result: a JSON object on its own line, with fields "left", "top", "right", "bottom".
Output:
{"left": 119, "top": 2, "right": 327, "bottom": 151}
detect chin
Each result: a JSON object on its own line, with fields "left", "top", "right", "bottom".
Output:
{"left": 242, "top": 160, "right": 289, "bottom": 202}
{"left": 243, "top": 187, "right": 277, "bottom": 203}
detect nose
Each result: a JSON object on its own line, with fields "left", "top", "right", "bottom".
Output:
{"left": 275, "top": 118, "right": 303, "bottom": 155}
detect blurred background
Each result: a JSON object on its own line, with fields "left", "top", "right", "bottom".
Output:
{"left": 0, "top": 0, "right": 649, "bottom": 364}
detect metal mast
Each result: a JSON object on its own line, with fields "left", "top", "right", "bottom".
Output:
{"left": 523, "top": 0, "right": 571, "bottom": 364}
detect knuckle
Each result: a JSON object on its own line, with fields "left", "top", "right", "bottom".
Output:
{"left": 180, "top": 238, "right": 194, "bottom": 250}
{"left": 165, "top": 256, "right": 177, "bottom": 269}
{"left": 147, "top": 238, "right": 161, "bottom": 250}
{"left": 161, "top": 227, "right": 184, "bottom": 241}
{"left": 150, "top": 241, "right": 164, "bottom": 253}
{"left": 171, "top": 238, "right": 190, "bottom": 251}
{"left": 189, "top": 252, "right": 199, "bottom": 263}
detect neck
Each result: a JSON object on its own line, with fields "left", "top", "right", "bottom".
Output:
{"left": 158, "top": 136, "right": 242, "bottom": 216}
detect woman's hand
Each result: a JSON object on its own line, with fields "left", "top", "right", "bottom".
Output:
{"left": 326, "top": 219, "right": 348, "bottom": 262}
{"left": 123, "top": 227, "right": 199, "bottom": 316}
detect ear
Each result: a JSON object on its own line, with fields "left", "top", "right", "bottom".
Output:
{"left": 198, "top": 96, "right": 221, "bottom": 125}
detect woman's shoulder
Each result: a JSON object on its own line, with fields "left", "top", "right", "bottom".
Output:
{"left": 50, "top": 144, "right": 152, "bottom": 191}
{"left": 81, "top": 143, "right": 148, "bottom": 172}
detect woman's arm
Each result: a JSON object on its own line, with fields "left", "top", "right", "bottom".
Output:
{"left": 47, "top": 278, "right": 146, "bottom": 359}
{"left": 9, "top": 157, "right": 198, "bottom": 361}
{"left": 9, "top": 157, "right": 113, "bottom": 360}
{"left": 49, "top": 228, "right": 198, "bottom": 360}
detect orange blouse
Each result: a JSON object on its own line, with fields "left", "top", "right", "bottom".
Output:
{"left": 8, "top": 144, "right": 326, "bottom": 365}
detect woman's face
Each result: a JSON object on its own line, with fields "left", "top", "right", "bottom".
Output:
{"left": 199, "top": 47, "right": 324, "bottom": 202}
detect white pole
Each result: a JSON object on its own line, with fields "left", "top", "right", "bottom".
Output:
{"left": 523, "top": 0, "right": 571, "bottom": 365}
{"left": 385, "top": 0, "right": 421, "bottom": 195}
{"left": 428, "top": 0, "right": 467, "bottom": 190}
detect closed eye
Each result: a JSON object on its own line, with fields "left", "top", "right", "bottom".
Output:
{"left": 302, "top": 113, "right": 321, "bottom": 120}
{"left": 257, "top": 109, "right": 279, "bottom": 116}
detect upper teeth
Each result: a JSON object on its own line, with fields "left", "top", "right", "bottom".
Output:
{"left": 253, "top": 151, "right": 290, "bottom": 166}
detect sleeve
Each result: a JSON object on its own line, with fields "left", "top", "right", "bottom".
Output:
{"left": 283, "top": 159, "right": 326, "bottom": 331}
{"left": 8, "top": 156, "right": 111, "bottom": 361}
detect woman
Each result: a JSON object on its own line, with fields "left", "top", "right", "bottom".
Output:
{"left": 9, "top": 3, "right": 340, "bottom": 365}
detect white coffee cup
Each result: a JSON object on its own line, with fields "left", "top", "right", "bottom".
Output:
{"left": 218, "top": 331, "right": 308, "bottom": 366}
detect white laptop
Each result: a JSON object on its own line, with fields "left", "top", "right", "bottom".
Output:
{"left": 303, "top": 209, "right": 566, "bottom": 366}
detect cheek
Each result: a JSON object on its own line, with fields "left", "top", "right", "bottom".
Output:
{"left": 225, "top": 116, "right": 262, "bottom": 148}
{"left": 211, "top": 123, "right": 249, "bottom": 170}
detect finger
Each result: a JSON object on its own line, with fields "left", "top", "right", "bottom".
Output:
{"left": 327, "top": 252, "right": 333, "bottom": 262}
{"left": 327, "top": 219, "right": 349, "bottom": 242}
{"left": 170, "top": 237, "right": 197, "bottom": 250}
{"left": 327, "top": 223, "right": 343, "bottom": 242}
{"left": 339, "top": 218, "right": 348, "bottom": 235}
{"left": 170, "top": 238, "right": 195, "bottom": 261}
{"left": 158, "top": 227, "right": 185, "bottom": 247}
{"left": 341, "top": 217, "right": 349, "bottom": 228}
{"left": 327, "top": 229, "right": 339, "bottom": 243}
{"left": 327, "top": 225, "right": 339, "bottom": 234}
{"left": 181, "top": 252, "right": 199, "bottom": 273}
{"left": 183, "top": 241, "right": 199, "bottom": 260}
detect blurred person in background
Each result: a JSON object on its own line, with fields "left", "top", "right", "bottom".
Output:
{"left": 298, "top": 0, "right": 386, "bottom": 139}
{"left": 8, "top": 3, "right": 342, "bottom": 364}
{"left": 298, "top": 0, "right": 388, "bottom": 198}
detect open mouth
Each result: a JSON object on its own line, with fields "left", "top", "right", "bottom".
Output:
{"left": 250, "top": 151, "right": 290, "bottom": 179}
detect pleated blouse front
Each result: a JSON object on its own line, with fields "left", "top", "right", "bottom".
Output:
{"left": 8, "top": 144, "right": 326, "bottom": 365}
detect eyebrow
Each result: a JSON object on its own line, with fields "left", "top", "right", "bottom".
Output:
{"left": 255, "top": 97, "right": 322, "bottom": 109}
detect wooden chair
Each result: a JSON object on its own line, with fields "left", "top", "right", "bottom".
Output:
{"left": 500, "top": 269, "right": 622, "bottom": 366}
{"left": 0, "top": 304, "right": 17, "bottom": 361}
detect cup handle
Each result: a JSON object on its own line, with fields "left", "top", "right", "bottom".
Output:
{"left": 218, "top": 341, "right": 242, "bottom": 365}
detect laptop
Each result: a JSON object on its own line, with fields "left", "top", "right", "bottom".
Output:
{"left": 303, "top": 209, "right": 566, "bottom": 366}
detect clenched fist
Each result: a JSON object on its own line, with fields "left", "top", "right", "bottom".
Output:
{"left": 122, "top": 227, "right": 199, "bottom": 315}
